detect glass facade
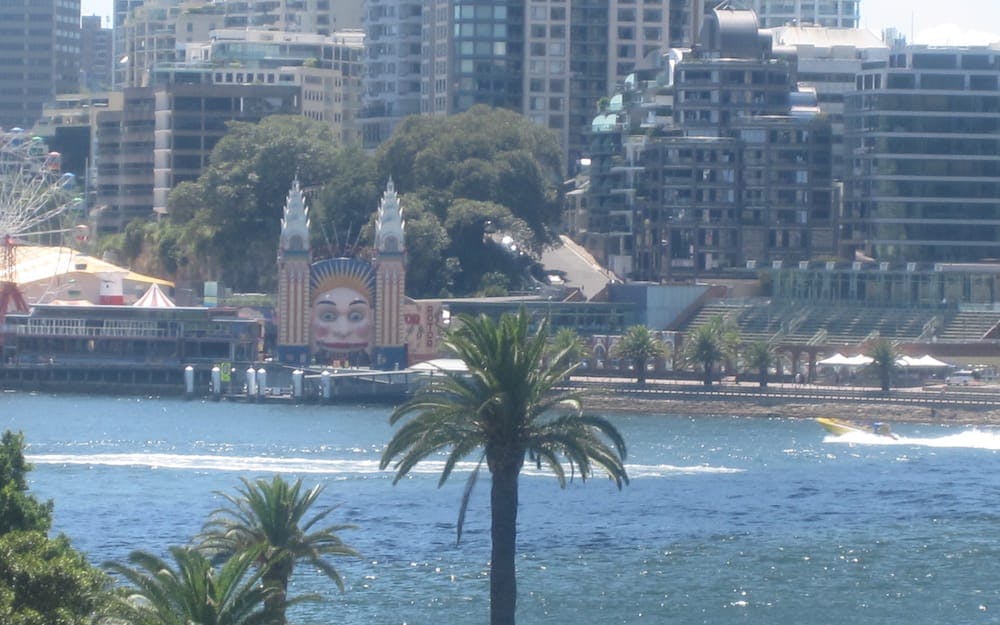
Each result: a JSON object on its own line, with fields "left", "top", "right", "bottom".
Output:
{"left": 844, "top": 46, "right": 1000, "bottom": 263}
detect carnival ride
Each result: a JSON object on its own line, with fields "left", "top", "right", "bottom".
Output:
{"left": 0, "top": 128, "right": 85, "bottom": 318}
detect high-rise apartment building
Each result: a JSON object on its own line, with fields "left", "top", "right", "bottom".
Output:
{"left": 587, "top": 5, "right": 837, "bottom": 279}
{"left": 150, "top": 29, "right": 363, "bottom": 215}
{"left": 365, "top": 0, "right": 703, "bottom": 170}
{"left": 115, "top": 0, "right": 363, "bottom": 87}
{"left": 0, "top": 0, "right": 81, "bottom": 129}
{"left": 843, "top": 44, "right": 1000, "bottom": 263}
{"left": 360, "top": 0, "right": 422, "bottom": 148}
{"left": 752, "top": 0, "right": 859, "bottom": 28}
{"left": 81, "top": 15, "right": 113, "bottom": 92}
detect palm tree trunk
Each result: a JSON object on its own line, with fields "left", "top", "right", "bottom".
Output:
{"left": 490, "top": 463, "right": 520, "bottom": 625}
{"left": 264, "top": 561, "right": 292, "bottom": 625}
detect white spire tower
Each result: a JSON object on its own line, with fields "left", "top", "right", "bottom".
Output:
{"left": 276, "top": 177, "right": 311, "bottom": 364}
{"left": 374, "top": 177, "right": 406, "bottom": 360}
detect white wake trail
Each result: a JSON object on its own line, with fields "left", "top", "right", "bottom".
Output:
{"left": 825, "top": 429, "right": 1000, "bottom": 450}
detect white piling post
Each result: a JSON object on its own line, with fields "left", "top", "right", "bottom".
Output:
{"left": 184, "top": 365, "right": 195, "bottom": 398}
{"left": 211, "top": 366, "right": 222, "bottom": 401}
{"left": 320, "top": 370, "right": 332, "bottom": 402}
{"left": 246, "top": 367, "right": 257, "bottom": 400}
{"left": 256, "top": 367, "right": 267, "bottom": 400}
{"left": 292, "top": 369, "right": 304, "bottom": 400}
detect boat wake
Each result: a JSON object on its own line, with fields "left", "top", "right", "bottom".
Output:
{"left": 824, "top": 429, "right": 1000, "bottom": 450}
{"left": 27, "top": 453, "right": 743, "bottom": 478}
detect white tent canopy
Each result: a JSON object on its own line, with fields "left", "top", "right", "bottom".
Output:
{"left": 896, "top": 355, "right": 955, "bottom": 369}
{"left": 818, "top": 353, "right": 873, "bottom": 367}
{"left": 133, "top": 283, "right": 175, "bottom": 308}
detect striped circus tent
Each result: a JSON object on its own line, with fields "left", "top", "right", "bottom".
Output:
{"left": 133, "top": 283, "right": 176, "bottom": 308}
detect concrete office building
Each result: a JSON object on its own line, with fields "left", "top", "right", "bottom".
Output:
{"left": 843, "top": 44, "right": 1000, "bottom": 263}
{"left": 94, "top": 87, "right": 156, "bottom": 233}
{"left": 769, "top": 24, "right": 887, "bottom": 180}
{"left": 81, "top": 15, "right": 113, "bottom": 92}
{"left": 0, "top": 0, "right": 81, "bottom": 129}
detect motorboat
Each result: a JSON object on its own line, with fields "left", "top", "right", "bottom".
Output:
{"left": 816, "top": 417, "right": 899, "bottom": 439}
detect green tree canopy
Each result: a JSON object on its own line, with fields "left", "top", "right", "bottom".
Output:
{"left": 683, "top": 316, "right": 740, "bottom": 386}
{"left": 0, "top": 431, "right": 51, "bottom": 535}
{"left": 105, "top": 546, "right": 276, "bottom": 625}
{"left": 121, "top": 106, "right": 564, "bottom": 298}
{"left": 377, "top": 106, "right": 563, "bottom": 238}
{"left": 380, "top": 310, "right": 628, "bottom": 625}
{"left": 612, "top": 325, "right": 667, "bottom": 384}
{"left": 0, "top": 431, "right": 110, "bottom": 625}
{"left": 866, "top": 337, "right": 899, "bottom": 392}
{"left": 160, "top": 115, "right": 377, "bottom": 292}
{"left": 198, "top": 476, "right": 358, "bottom": 625}
{"left": 743, "top": 341, "right": 777, "bottom": 388}
{"left": 548, "top": 327, "right": 590, "bottom": 371}
{"left": 376, "top": 106, "right": 565, "bottom": 296}
{"left": 0, "top": 531, "right": 110, "bottom": 625}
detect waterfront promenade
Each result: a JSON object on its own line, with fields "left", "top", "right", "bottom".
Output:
{"left": 572, "top": 376, "right": 1000, "bottom": 425}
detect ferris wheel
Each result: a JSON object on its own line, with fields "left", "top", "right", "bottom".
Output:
{"left": 0, "top": 128, "right": 86, "bottom": 317}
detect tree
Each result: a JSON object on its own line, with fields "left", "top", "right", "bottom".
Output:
{"left": 376, "top": 106, "right": 565, "bottom": 296}
{"left": 377, "top": 106, "right": 563, "bottom": 241}
{"left": 442, "top": 198, "right": 535, "bottom": 295}
{"left": 548, "top": 327, "right": 590, "bottom": 371}
{"left": 105, "top": 546, "right": 276, "bottom": 625}
{"left": 395, "top": 198, "right": 452, "bottom": 297}
{"left": 743, "top": 341, "right": 777, "bottom": 388}
{"left": 380, "top": 310, "right": 629, "bottom": 625}
{"left": 160, "top": 115, "right": 375, "bottom": 292}
{"left": 612, "top": 325, "right": 666, "bottom": 384}
{"left": 0, "top": 431, "right": 110, "bottom": 625}
{"left": 683, "top": 316, "right": 739, "bottom": 387}
{"left": 0, "top": 431, "right": 52, "bottom": 534}
{"left": 198, "top": 476, "right": 358, "bottom": 625}
{"left": 0, "top": 531, "right": 110, "bottom": 625}
{"left": 866, "top": 337, "right": 898, "bottom": 392}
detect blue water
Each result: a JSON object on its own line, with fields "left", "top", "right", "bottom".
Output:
{"left": 3, "top": 392, "right": 1000, "bottom": 624}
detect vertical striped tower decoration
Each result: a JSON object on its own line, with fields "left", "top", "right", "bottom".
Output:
{"left": 276, "top": 177, "right": 311, "bottom": 365}
{"left": 373, "top": 177, "right": 407, "bottom": 369}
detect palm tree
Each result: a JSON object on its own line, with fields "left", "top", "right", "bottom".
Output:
{"left": 683, "top": 316, "right": 738, "bottom": 386}
{"left": 743, "top": 341, "right": 776, "bottom": 388}
{"left": 866, "top": 337, "right": 898, "bottom": 392}
{"left": 612, "top": 325, "right": 666, "bottom": 384}
{"left": 105, "top": 546, "right": 276, "bottom": 625}
{"left": 380, "top": 310, "right": 629, "bottom": 625}
{"left": 198, "top": 476, "right": 358, "bottom": 625}
{"left": 548, "top": 327, "right": 590, "bottom": 371}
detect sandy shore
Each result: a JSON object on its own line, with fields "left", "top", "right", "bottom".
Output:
{"left": 582, "top": 393, "right": 1000, "bottom": 426}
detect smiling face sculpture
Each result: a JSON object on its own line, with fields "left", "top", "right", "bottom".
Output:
{"left": 310, "top": 258, "right": 376, "bottom": 363}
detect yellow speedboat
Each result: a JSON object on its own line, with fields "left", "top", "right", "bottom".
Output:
{"left": 816, "top": 417, "right": 899, "bottom": 439}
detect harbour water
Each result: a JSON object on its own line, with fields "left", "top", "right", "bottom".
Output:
{"left": 4, "top": 392, "right": 1000, "bottom": 624}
